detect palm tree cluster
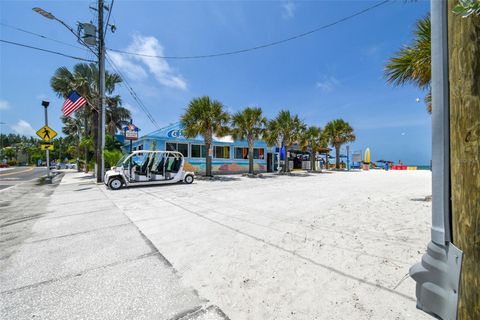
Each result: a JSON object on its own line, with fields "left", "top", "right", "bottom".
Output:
{"left": 50, "top": 63, "right": 131, "bottom": 171}
{"left": 385, "top": 16, "right": 431, "bottom": 112}
{"left": 181, "top": 95, "right": 356, "bottom": 176}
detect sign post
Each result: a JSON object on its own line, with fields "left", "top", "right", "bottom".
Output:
{"left": 36, "top": 101, "right": 57, "bottom": 182}
{"left": 124, "top": 121, "right": 139, "bottom": 175}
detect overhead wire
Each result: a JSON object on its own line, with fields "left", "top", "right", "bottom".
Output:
{"left": 104, "top": 0, "right": 114, "bottom": 41}
{"left": 105, "top": 52, "right": 161, "bottom": 129}
{"left": 0, "top": 39, "right": 96, "bottom": 62}
{"left": 0, "top": 22, "right": 87, "bottom": 51}
{"left": 107, "top": 0, "right": 391, "bottom": 60}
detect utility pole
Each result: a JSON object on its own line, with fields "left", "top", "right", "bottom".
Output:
{"left": 96, "top": 0, "right": 106, "bottom": 183}
{"left": 447, "top": 2, "right": 480, "bottom": 319}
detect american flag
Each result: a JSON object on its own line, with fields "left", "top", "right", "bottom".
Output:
{"left": 62, "top": 91, "right": 87, "bottom": 117}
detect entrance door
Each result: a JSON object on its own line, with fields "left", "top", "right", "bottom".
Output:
{"left": 267, "top": 153, "right": 273, "bottom": 172}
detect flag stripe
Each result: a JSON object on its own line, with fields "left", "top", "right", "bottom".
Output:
{"left": 64, "top": 98, "right": 86, "bottom": 116}
{"left": 62, "top": 91, "right": 87, "bottom": 118}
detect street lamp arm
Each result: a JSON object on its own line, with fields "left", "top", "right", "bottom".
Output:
{"left": 32, "top": 7, "right": 98, "bottom": 58}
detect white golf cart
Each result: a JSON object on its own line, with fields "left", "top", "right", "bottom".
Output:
{"left": 104, "top": 150, "right": 195, "bottom": 190}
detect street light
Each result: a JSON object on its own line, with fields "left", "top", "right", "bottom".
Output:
{"left": 32, "top": 4, "right": 106, "bottom": 183}
{"left": 32, "top": 7, "right": 55, "bottom": 20}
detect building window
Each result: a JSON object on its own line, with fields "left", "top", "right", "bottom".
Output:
{"left": 166, "top": 142, "right": 188, "bottom": 157}
{"left": 191, "top": 144, "right": 206, "bottom": 158}
{"left": 214, "top": 146, "right": 230, "bottom": 159}
{"left": 234, "top": 147, "right": 264, "bottom": 159}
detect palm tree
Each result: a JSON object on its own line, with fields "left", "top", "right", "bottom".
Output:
{"left": 105, "top": 95, "right": 130, "bottom": 135}
{"left": 265, "top": 110, "right": 305, "bottom": 173}
{"left": 385, "top": 16, "right": 431, "bottom": 112}
{"left": 231, "top": 107, "right": 267, "bottom": 174}
{"left": 51, "top": 62, "right": 123, "bottom": 137}
{"left": 180, "top": 96, "right": 229, "bottom": 176}
{"left": 323, "top": 119, "right": 355, "bottom": 169}
{"left": 51, "top": 63, "right": 126, "bottom": 169}
{"left": 299, "top": 126, "right": 325, "bottom": 171}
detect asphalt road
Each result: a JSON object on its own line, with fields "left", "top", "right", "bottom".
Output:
{"left": 0, "top": 167, "right": 48, "bottom": 191}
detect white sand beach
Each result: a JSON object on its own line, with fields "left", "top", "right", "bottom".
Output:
{"left": 105, "top": 170, "right": 432, "bottom": 320}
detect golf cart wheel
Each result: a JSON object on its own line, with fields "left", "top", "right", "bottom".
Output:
{"left": 184, "top": 175, "right": 194, "bottom": 184}
{"left": 108, "top": 177, "right": 123, "bottom": 190}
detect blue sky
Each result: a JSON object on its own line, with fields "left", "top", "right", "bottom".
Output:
{"left": 0, "top": 0, "right": 431, "bottom": 164}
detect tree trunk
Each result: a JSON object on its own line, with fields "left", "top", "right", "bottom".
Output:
{"left": 448, "top": 5, "right": 480, "bottom": 319}
{"left": 284, "top": 145, "right": 289, "bottom": 173}
{"left": 248, "top": 138, "right": 254, "bottom": 174}
{"left": 84, "top": 113, "right": 89, "bottom": 173}
{"left": 311, "top": 149, "right": 316, "bottom": 172}
{"left": 335, "top": 144, "right": 340, "bottom": 169}
{"left": 205, "top": 142, "right": 212, "bottom": 177}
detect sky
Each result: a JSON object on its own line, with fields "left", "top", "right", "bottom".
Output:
{"left": 0, "top": 0, "right": 431, "bottom": 165}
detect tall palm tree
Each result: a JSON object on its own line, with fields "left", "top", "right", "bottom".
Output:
{"left": 105, "top": 95, "right": 131, "bottom": 135}
{"left": 231, "top": 107, "right": 267, "bottom": 174}
{"left": 299, "top": 126, "right": 325, "bottom": 171}
{"left": 323, "top": 119, "right": 355, "bottom": 169}
{"left": 385, "top": 16, "right": 431, "bottom": 112}
{"left": 51, "top": 63, "right": 125, "bottom": 168}
{"left": 51, "top": 63, "right": 123, "bottom": 136}
{"left": 180, "top": 96, "right": 229, "bottom": 176}
{"left": 265, "top": 110, "right": 305, "bottom": 173}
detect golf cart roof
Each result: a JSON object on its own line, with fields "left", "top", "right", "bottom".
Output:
{"left": 130, "top": 150, "right": 183, "bottom": 157}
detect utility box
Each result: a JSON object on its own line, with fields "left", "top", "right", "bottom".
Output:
{"left": 80, "top": 23, "right": 96, "bottom": 46}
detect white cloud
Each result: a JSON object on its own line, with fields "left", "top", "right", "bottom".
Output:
{"left": 108, "top": 51, "right": 148, "bottom": 81}
{"left": 281, "top": 1, "right": 296, "bottom": 19}
{"left": 316, "top": 76, "right": 340, "bottom": 92}
{"left": 0, "top": 99, "right": 10, "bottom": 110}
{"left": 110, "top": 34, "right": 187, "bottom": 90}
{"left": 123, "top": 103, "right": 139, "bottom": 115}
{"left": 11, "top": 120, "right": 35, "bottom": 136}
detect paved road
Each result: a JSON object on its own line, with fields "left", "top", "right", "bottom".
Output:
{"left": 0, "top": 167, "right": 48, "bottom": 191}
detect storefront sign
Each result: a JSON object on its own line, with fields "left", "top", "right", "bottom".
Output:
{"left": 167, "top": 129, "right": 184, "bottom": 138}
{"left": 124, "top": 124, "right": 139, "bottom": 140}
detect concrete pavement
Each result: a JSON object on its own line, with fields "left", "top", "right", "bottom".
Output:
{"left": 0, "top": 171, "right": 228, "bottom": 320}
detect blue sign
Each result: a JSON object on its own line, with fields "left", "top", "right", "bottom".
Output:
{"left": 167, "top": 129, "right": 184, "bottom": 138}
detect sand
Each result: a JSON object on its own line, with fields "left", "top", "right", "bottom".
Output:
{"left": 105, "top": 169, "right": 433, "bottom": 320}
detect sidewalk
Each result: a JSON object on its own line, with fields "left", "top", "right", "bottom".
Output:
{"left": 0, "top": 171, "right": 228, "bottom": 320}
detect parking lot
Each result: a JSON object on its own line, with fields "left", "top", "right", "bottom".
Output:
{"left": 103, "top": 170, "right": 432, "bottom": 319}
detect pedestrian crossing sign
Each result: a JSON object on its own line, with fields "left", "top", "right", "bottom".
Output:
{"left": 40, "top": 143, "right": 54, "bottom": 151}
{"left": 36, "top": 125, "right": 57, "bottom": 142}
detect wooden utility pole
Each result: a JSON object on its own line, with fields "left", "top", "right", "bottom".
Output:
{"left": 447, "top": 2, "right": 480, "bottom": 319}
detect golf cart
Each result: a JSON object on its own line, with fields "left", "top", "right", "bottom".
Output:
{"left": 104, "top": 150, "right": 195, "bottom": 190}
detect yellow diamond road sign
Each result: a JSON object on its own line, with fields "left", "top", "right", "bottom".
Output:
{"left": 40, "top": 143, "right": 54, "bottom": 151}
{"left": 36, "top": 125, "right": 57, "bottom": 142}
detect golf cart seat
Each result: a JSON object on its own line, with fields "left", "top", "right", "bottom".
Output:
{"left": 135, "top": 158, "right": 150, "bottom": 175}
{"left": 152, "top": 158, "right": 165, "bottom": 175}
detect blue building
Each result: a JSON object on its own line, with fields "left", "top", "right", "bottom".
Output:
{"left": 124, "top": 122, "right": 275, "bottom": 174}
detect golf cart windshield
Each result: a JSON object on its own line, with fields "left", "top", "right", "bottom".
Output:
{"left": 116, "top": 154, "right": 130, "bottom": 167}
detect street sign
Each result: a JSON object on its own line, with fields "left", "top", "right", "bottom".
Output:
{"left": 36, "top": 125, "right": 57, "bottom": 142}
{"left": 124, "top": 123, "right": 139, "bottom": 141}
{"left": 40, "top": 143, "right": 54, "bottom": 151}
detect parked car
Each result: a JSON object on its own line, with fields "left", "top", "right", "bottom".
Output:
{"left": 0, "top": 163, "right": 8, "bottom": 168}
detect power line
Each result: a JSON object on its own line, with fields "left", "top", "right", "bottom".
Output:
{"left": 107, "top": 0, "right": 391, "bottom": 60}
{"left": 104, "top": 0, "right": 115, "bottom": 40}
{"left": 0, "top": 39, "right": 96, "bottom": 62}
{"left": 105, "top": 52, "right": 160, "bottom": 129}
{"left": 0, "top": 22, "right": 87, "bottom": 51}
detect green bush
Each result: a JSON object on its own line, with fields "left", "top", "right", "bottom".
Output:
{"left": 7, "top": 160, "right": 17, "bottom": 166}
{"left": 104, "top": 149, "right": 123, "bottom": 169}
